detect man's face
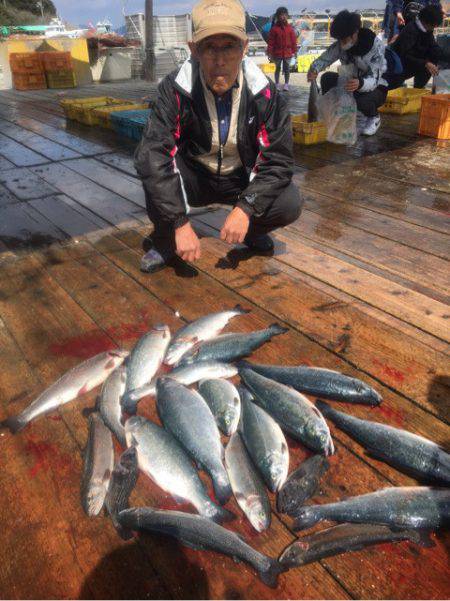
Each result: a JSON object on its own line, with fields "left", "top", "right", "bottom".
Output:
{"left": 189, "top": 34, "right": 248, "bottom": 96}
{"left": 279, "top": 12, "right": 288, "bottom": 24}
{"left": 340, "top": 30, "right": 358, "bottom": 50}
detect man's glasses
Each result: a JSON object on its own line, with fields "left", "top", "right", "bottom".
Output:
{"left": 198, "top": 43, "right": 243, "bottom": 59}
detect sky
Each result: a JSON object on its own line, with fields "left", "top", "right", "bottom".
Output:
{"left": 53, "top": 0, "right": 385, "bottom": 28}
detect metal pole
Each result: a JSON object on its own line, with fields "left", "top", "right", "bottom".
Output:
{"left": 144, "top": 0, "right": 155, "bottom": 81}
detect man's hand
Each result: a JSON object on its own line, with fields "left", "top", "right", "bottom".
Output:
{"left": 396, "top": 12, "right": 405, "bottom": 25}
{"left": 220, "top": 206, "right": 250, "bottom": 245}
{"left": 345, "top": 78, "right": 360, "bottom": 92}
{"left": 175, "top": 221, "right": 201, "bottom": 263}
{"left": 307, "top": 69, "right": 318, "bottom": 82}
{"left": 425, "top": 62, "right": 439, "bottom": 76}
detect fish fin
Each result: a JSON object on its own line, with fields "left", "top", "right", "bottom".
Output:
{"left": 233, "top": 303, "right": 251, "bottom": 315}
{"left": 178, "top": 537, "right": 208, "bottom": 551}
{"left": 1, "top": 414, "right": 28, "bottom": 434}
{"left": 268, "top": 323, "right": 289, "bottom": 336}
{"left": 292, "top": 506, "right": 320, "bottom": 531}
{"left": 259, "top": 559, "right": 285, "bottom": 589}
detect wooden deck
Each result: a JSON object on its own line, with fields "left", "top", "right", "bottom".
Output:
{"left": 0, "top": 81, "right": 448, "bottom": 600}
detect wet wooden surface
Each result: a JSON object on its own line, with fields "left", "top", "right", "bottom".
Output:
{"left": 0, "top": 81, "right": 448, "bottom": 600}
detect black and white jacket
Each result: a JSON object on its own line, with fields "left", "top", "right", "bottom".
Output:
{"left": 134, "top": 58, "right": 294, "bottom": 228}
{"left": 310, "top": 28, "right": 388, "bottom": 92}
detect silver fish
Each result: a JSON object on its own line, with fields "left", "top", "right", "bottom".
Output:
{"left": 165, "top": 304, "right": 250, "bottom": 366}
{"left": 105, "top": 446, "right": 139, "bottom": 540}
{"left": 4, "top": 349, "right": 128, "bottom": 433}
{"left": 308, "top": 80, "right": 320, "bottom": 123}
{"left": 98, "top": 366, "right": 127, "bottom": 446}
{"left": 126, "top": 361, "right": 238, "bottom": 403}
{"left": 293, "top": 486, "right": 450, "bottom": 531}
{"left": 241, "top": 361, "right": 382, "bottom": 406}
{"left": 225, "top": 432, "right": 271, "bottom": 532}
{"left": 239, "top": 389, "right": 289, "bottom": 492}
{"left": 156, "top": 378, "right": 232, "bottom": 504}
{"left": 178, "top": 324, "right": 287, "bottom": 366}
{"left": 118, "top": 507, "right": 284, "bottom": 588}
{"left": 317, "top": 401, "right": 450, "bottom": 485}
{"left": 121, "top": 324, "right": 170, "bottom": 413}
{"left": 198, "top": 378, "right": 241, "bottom": 436}
{"left": 239, "top": 367, "right": 334, "bottom": 456}
{"left": 81, "top": 413, "right": 114, "bottom": 517}
{"left": 277, "top": 455, "right": 329, "bottom": 516}
{"left": 279, "top": 523, "right": 431, "bottom": 568}
{"left": 125, "top": 416, "right": 232, "bottom": 523}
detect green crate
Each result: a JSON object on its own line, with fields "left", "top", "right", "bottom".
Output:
{"left": 46, "top": 70, "right": 77, "bottom": 89}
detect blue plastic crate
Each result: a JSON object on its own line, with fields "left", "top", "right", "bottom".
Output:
{"left": 110, "top": 109, "right": 152, "bottom": 141}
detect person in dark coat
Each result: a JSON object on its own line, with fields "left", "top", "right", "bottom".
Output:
{"left": 267, "top": 7, "right": 298, "bottom": 91}
{"left": 136, "top": 0, "right": 302, "bottom": 273}
{"left": 388, "top": 4, "right": 450, "bottom": 88}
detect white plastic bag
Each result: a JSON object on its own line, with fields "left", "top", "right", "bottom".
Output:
{"left": 318, "top": 65, "right": 357, "bottom": 145}
{"left": 433, "top": 70, "right": 450, "bottom": 94}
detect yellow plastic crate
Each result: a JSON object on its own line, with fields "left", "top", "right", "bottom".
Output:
{"left": 292, "top": 114, "right": 327, "bottom": 145}
{"left": 419, "top": 93, "right": 450, "bottom": 140}
{"left": 92, "top": 103, "right": 149, "bottom": 129}
{"left": 379, "top": 87, "right": 431, "bottom": 114}
{"left": 60, "top": 97, "right": 132, "bottom": 124}
{"left": 297, "top": 54, "right": 320, "bottom": 73}
{"left": 46, "top": 70, "right": 77, "bottom": 89}
{"left": 261, "top": 63, "right": 276, "bottom": 74}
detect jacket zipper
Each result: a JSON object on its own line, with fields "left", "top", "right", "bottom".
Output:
{"left": 217, "top": 143, "right": 223, "bottom": 178}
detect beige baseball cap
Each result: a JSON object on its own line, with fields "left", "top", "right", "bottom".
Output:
{"left": 192, "top": 0, "right": 247, "bottom": 44}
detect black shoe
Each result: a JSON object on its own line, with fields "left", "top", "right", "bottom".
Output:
{"left": 140, "top": 248, "right": 172, "bottom": 273}
{"left": 243, "top": 233, "right": 274, "bottom": 253}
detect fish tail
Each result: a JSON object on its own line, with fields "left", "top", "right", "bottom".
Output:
{"left": 268, "top": 323, "right": 289, "bottom": 336}
{"left": 212, "top": 471, "right": 233, "bottom": 505}
{"left": 233, "top": 303, "right": 251, "bottom": 315}
{"left": 1, "top": 414, "right": 28, "bottom": 434}
{"left": 292, "top": 506, "right": 321, "bottom": 531}
{"left": 204, "top": 501, "right": 234, "bottom": 524}
{"left": 259, "top": 558, "right": 285, "bottom": 588}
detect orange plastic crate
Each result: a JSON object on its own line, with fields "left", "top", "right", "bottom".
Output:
{"left": 9, "top": 52, "right": 43, "bottom": 74}
{"left": 418, "top": 94, "right": 450, "bottom": 140}
{"left": 13, "top": 72, "right": 47, "bottom": 91}
{"left": 39, "top": 51, "right": 73, "bottom": 72}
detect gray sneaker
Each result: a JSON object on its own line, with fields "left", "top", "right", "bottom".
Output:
{"left": 140, "top": 248, "right": 171, "bottom": 273}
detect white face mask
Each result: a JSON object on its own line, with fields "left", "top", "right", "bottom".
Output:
{"left": 341, "top": 40, "right": 355, "bottom": 51}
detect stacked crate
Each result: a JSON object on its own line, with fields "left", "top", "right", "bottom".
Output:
{"left": 9, "top": 53, "right": 47, "bottom": 91}
{"left": 40, "top": 52, "right": 77, "bottom": 89}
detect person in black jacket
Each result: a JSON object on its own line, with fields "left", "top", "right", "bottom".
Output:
{"left": 135, "top": 0, "right": 302, "bottom": 274}
{"left": 389, "top": 5, "right": 450, "bottom": 88}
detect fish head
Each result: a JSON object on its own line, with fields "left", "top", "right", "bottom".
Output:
{"left": 219, "top": 408, "right": 240, "bottom": 435}
{"left": 267, "top": 452, "right": 289, "bottom": 492}
{"left": 279, "top": 539, "right": 310, "bottom": 567}
{"left": 85, "top": 482, "right": 109, "bottom": 516}
{"left": 124, "top": 415, "right": 146, "bottom": 443}
{"left": 246, "top": 495, "right": 270, "bottom": 532}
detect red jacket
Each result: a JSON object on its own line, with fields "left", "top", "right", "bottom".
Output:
{"left": 267, "top": 23, "right": 298, "bottom": 59}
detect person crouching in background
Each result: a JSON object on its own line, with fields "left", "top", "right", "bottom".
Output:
{"left": 267, "top": 7, "right": 298, "bottom": 91}
{"left": 307, "top": 10, "right": 388, "bottom": 136}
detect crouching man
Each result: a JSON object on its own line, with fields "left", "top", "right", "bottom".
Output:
{"left": 136, "top": 0, "right": 302, "bottom": 273}
{"left": 307, "top": 10, "right": 388, "bottom": 137}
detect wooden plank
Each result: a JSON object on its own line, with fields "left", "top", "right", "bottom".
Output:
{"left": 0, "top": 156, "right": 14, "bottom": 171}
{"left": 0, "top": 203, "right": 68, "bottom": 251}
{"left": 0, "top": 167, "right": 58, "bottom": 201}
{"left": 29, "top": 163, "right": 147, "bottom": 227}
{"left": 0, "top": 252, "right": 346, "bottom": 600}
{"left": 0, "top": 119, "right": 81, "bottom": 161}
{"left": 29, "top": 194, "right": 111, "bottom": 239}
{"left": 0, "top": 183, "right": 21, "bottom": 208}
{"left": 301, "top": 197, "right": 449, "bottom": 260}
{"left": 295, "top": 173, "right": 450, "bottom": 234}
{"left": 63, "top": 158, "right": 145, "bottom": 208}
{"left": 97, "top": 152, "right": 138, "bottom": 177}
{"left": 0, "top": 133, "right": 49, "bottom": 167}
{"left": 292, "top": 210, "right": 450, "bottom": 295}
